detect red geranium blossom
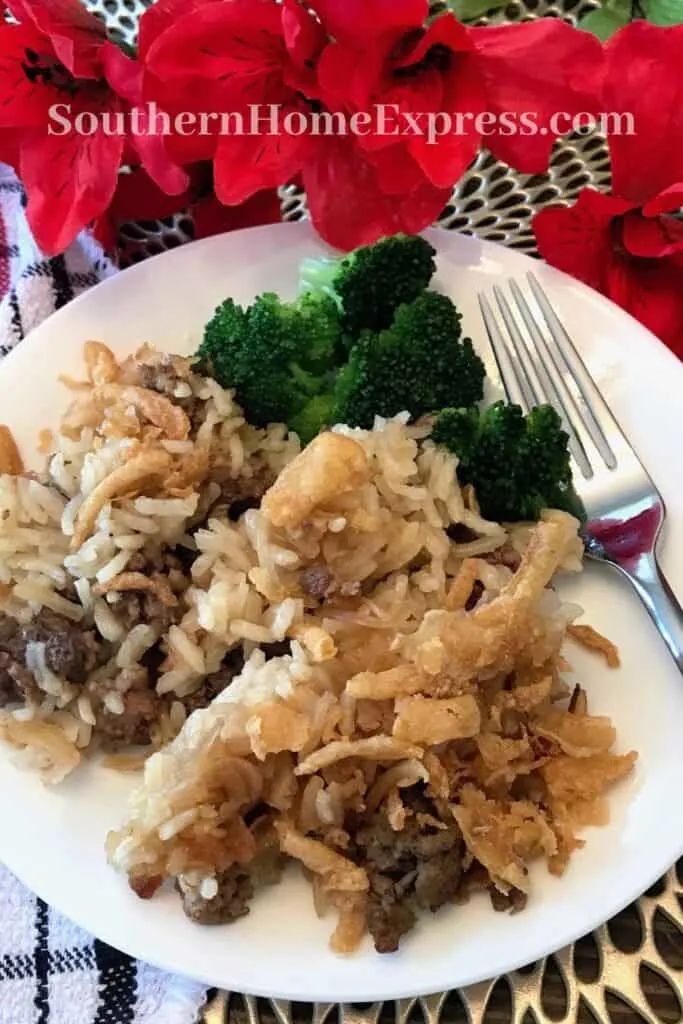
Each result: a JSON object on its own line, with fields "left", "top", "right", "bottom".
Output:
{"left": 0, "top": 0, "right": 185, "bottom": 254}
{"left": 141, "top": 0, "right": 324, "bottom": 206}
{"left": 534, "top": 21, "right": 683, "bottom": 360}
{"left": 302, "top": 2, "right": 604, "bottom": 248}
{"left": 139, "top": 0, "right": 604, "bottom": 251}
{"left": 92, "top": 163, "right": 280, "bottom": 254}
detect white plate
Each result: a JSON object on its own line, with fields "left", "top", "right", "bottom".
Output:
{"left": 0, "top": 222, "right": 682, "bottom": 1003}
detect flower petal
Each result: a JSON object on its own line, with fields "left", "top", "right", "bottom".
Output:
{"left": 641, "top": 183, "right": 683, "bottom": 218}
{"left": 533, "top": 188, "right": 634, "bottom": 291}
{"left": 407, "top": 52, "right": 485, "bottom": 189}
{"left": 137, "top": 0, "right": 221, "bottom": 60}
{"left": 101, "top": 41, "right": 142, "bottom": 104}
{"left": 0, "top": 24, "right": 60, "bottom": 127}
{"left": 8, "top": 0, "right": 107, "bottom": 77}
{"left": 0, "top": 128, "right": 24, "bottom": 170}
{"left": 470, "top": 20, "right": 605, "bottom": 172}
{"left": 604, "top": 255, "right": 683, "bottom": 360}
{"left": 213, "top": 115, "right": 310, "bottom": 205}
{"left": 192, "top": 188, "right": 281, "bottom": 239}
{"left": 144, "top": 0, "right": 284, "bottom": 86}
{"left": 20, "top": 103, "right": 123, "bottom": 254}
{"left": 303, "top": 135, "right": 450, "bottom": 250}
{"left": 621, "top": 211, "right": 683, "bottom": 259}
{"left": 605, "top": 22, "right": 683, "bottom": 203}
{"left": 282, "top": 0, "right": 327, "bottom": 70}
{"left": 316, "top": 39, "right": 386, "bottom": 110}
{"left": 308, "top": 0, "right": 428, "bottom": 42}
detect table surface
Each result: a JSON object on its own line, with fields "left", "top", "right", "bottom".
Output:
{"left": 77, "top": 0, "right": 683, "bottom": 1020}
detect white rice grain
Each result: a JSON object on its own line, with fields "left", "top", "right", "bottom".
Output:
{"left": 167, "top": 626, "right": 205, "bottom": 675}
{"left": 94, "top": 600, "right": 124, "bottom": 642}
{"left": 117, "top": 624, "right": 157, "bottom": 669}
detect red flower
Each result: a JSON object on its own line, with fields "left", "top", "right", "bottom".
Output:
{"left": 534, "top": 22, "right": 683, "bottom": 360}
{"left": 306, "top": 5, "right": 603, "bottom": 248}
{"left": 141, "top": 0, "right": 322, "bottom": 205}
{"left": 92, "top": 163, "right": 280, "bottom": 254}
{"left": 0, "top": 0, "right": 185, "bottom": 254}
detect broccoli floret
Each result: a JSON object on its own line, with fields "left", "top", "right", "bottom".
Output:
{"left": 333, "top": 292, "right": 486, "bottom": 429}
{"left": 432, "top": 401, "right": 584, "bottom": 523}
{"left": 299, "top": 233, "right": 437, "bottom": 341}
{"left": 197, "top": 291, "right": 341, "bottom": 440}
{"left": 288, "top": 393, "right": 337, "bottom": 443}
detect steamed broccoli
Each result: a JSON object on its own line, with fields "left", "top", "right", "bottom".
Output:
{"left": 334, "top": 292, "right": 486, "bottom": 430}
{"left": 197, "top": 291, "right": 341, "bottom": 435}
{"left": 432, "top": 401, "right": 584, "bottom": 523}
{"left": 298, "top": 233, "right": 437, "bottom": 341}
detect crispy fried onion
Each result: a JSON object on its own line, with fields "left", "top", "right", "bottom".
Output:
{"left": 365, "top": 758, "right": 429, "bottom": 812}
{"left": 393, "top": 694, "right": 481, "bottom": 745}
{"left": 0, "top": 713, "right": 80, "bottom": 784}
{"left": 93, "top": 572, "right": 178, "bottom": 607}
{"left": 531, "top": 708, "right": 616, "bottom": 758}
{"left": 276, "top": 819, "right": 368, "bottom": 892}
{"left": 567, "top": 624, "right": 620, "bottom": 668}
{"left": 403, "top": 512, "right": 580, "bottom": 682}
{"left": 489, "top": 677, "right": 554, "bottom": 731}
{"left": 452, "top": 785, "right": 558, "bottom": 893}
{"left": 445, "top": 558, "right": 486, "bottom": 611}
{"left": 346, "top": 665, "right": 427, "bottom": 701}
{"left": 95, "top": 384, "right": 190, "bottom": 441}
{"left": 84, "top": 341, "right": 119, "bottom": 385}
{"left": 0, "top": 425, "right": 23, "bottom": 476}
{"left": 329, "top": 892, "right": 368, "bottom": 954}
{"left": 541, "top": 751, "right": 637, "bottom": 820}
{"left": 295, "top": 736, "right": 423, "bottom": 776}
{"left": 262, "top": 432, "right": 371, "bottom": 530}
{"left": 72, "top": 449, "right": 173, "bottom": 549}
{"left": 246, "top": 703, "right": 311, "bottom": 761}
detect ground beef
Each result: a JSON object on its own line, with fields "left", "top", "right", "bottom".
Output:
{"left": 179, "top": 643, "right": 289, "bottom": 716}
{"left": 489, "top": 886, "right": 528, "bottom": 914}
{"left": 447, "top": 524, "right": 479, "bottom": 544}
{"left": 179, "top": 866, "right": 254, "bottom": 925}
{"left": 113, "top": 590, "right": 181, "bottom": 635}
{"left": 136, "top": 356, "right": 200, "bottom": 417}
{"left": 0, "top": 652, "right": 39, "bottom": 704}
{"left": 261, "top": 640, "right": 291, "bottom": 660}
{"left": 366, "top": 874, "right": 417, "bottom": 954}
{"left": 351, "top": 786, "right": 465, "bottom": 953}
{"left": 300, "top": 565, "right": 334, "bottom": 600}
{"left": 178, "top": 826, "right": 284, "bottom": 925}
{"left": 180, "top": 649, "right": 246, "bottom": 715}
{"left": 92, "top": 666, "right": 161, "bottom": 749}
{"left": 213, "top": 468, "right": 274, "bottom": 522}
{"left": 22, "top": 610, "right": 98, "bottom": 683}
{"left": 465, "top": 580, "right": 484, "bottom": 611}
{"left": 0, "top": 609, "right": 99, "bottom": 706}
{"left": 484, "top": 547, "right": 522, "bottom": 571}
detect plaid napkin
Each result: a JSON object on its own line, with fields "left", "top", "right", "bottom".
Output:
{"left": 0, "top": 163, "right": 208, "bottom": 1024}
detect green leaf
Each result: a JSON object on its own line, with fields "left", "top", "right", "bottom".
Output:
{"left": 446, "top": 0, "right": 509, "bottom": 22}
{"left": 578, "top": 0, "right": 630, "bottom": 38}
{"left": 641, "top": 0, "right": 683, "bottom": 24}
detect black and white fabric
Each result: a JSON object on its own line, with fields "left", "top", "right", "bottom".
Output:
{"left": 0, "top": 166, "right": 118, "bottom": 353}
{"left": 0, "top": 162, "right": 209, "bottom": 1024}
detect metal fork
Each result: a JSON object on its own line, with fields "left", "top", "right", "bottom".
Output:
{"left": 479, "top": 272, "right": 683, "bottom": 672}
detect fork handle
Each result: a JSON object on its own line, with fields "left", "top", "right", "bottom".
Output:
{"left": 621, "top": 554, "right": 683, "bottom": 672}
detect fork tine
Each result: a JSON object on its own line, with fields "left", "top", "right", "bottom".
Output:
{"left": 477, "top": 293, "right": 526, "bottom": 407}
{"left": 507, "top": 281, "right": 594, "bottom": 479}
{"left": 526, "top": 273, "right": 618, "bottom": 469}
{"left": 490, "top": 286, "right": 542, "bottom": 413}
